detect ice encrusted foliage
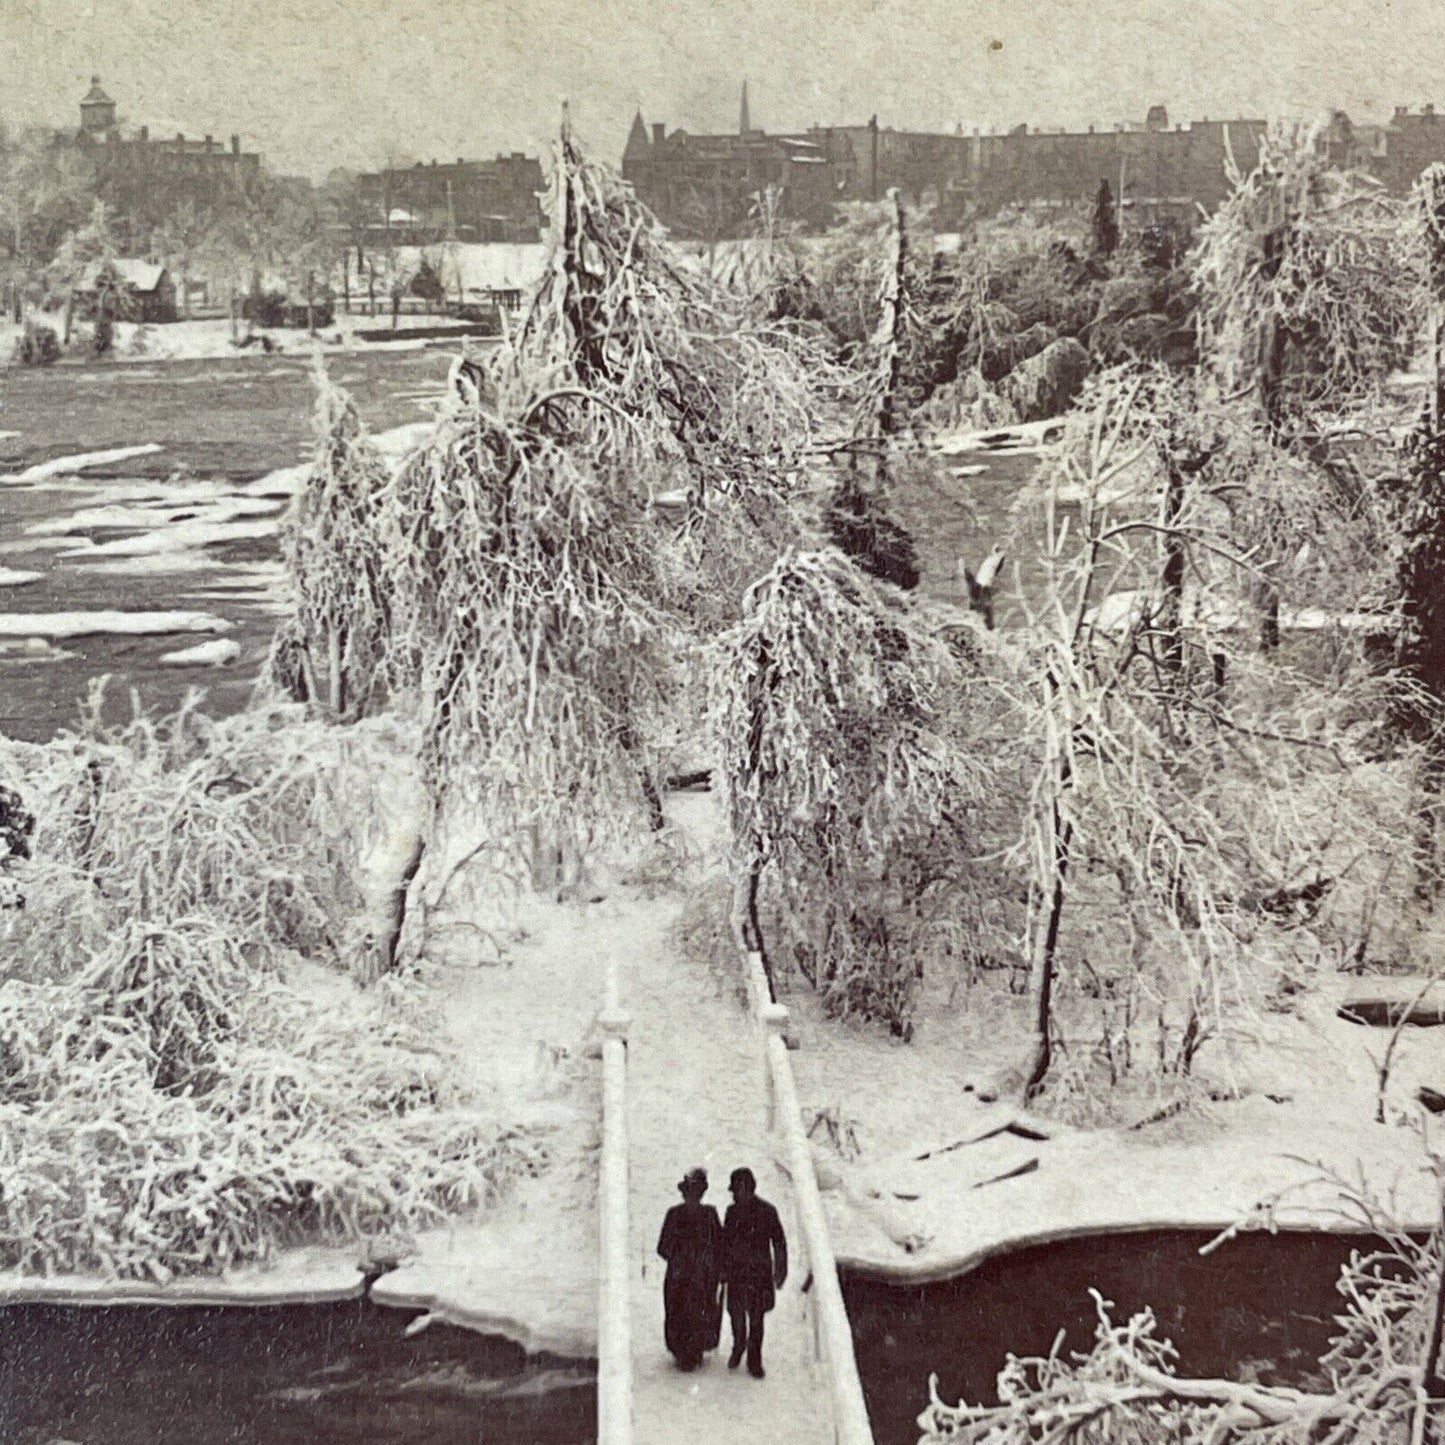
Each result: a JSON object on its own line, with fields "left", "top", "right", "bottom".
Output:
{"left": 1194, "top": 120, "right": 1416, "bottom": 432}
{"left": 357, "top": 123, "right": 832, "bottom": 869}
{"left": 269, "top": 365, "right": 396, "bottom": 723}
{"left": 0, "top": 705, "right": 544, "bottom": 1279}
{"left": 713, "top": 548, "right": 979, "bottom": 1033}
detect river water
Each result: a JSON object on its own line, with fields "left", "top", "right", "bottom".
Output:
{"left": 0, "top": 348, "right": 451, "bottom": 741}
{"left": 0, "top": 1299, "right": 595, "bottom": 1445}
{"left": 844, "top": 1228, "right": 1383, "bottom": 1445}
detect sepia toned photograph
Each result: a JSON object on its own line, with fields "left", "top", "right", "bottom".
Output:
{"left": 2, "top": 2, "right": 1445, "bottom": 1442}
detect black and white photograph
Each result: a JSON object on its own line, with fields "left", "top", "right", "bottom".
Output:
{"left": 1, "top": 2, "right": 1444, "bottom": 1442}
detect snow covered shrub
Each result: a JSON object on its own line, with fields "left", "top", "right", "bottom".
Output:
{"left": 0, "top": 695, "right": 425, "bottom": 985}
{"left": 0, "top": 964, "right": 543, "bottom": 1279}
{"left": 712, "top": 548, "right": 979, "bottom": 1033}
{"left": 0, "top": 701, "right": 541, "bottom": 1278}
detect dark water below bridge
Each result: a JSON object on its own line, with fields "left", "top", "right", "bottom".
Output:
{"left": 0, "top": 1298, "right": 595, "bottom": 1445}
{"left": 843, "top": 1227, "right": 1389, "bottom": 1445}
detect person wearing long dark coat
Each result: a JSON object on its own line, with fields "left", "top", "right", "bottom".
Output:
{"left": 656, "top": 1167, "right": 723, "bottom": 1371}
{"left": 721, "top": 1166, "right": 788, "bottom": 1379}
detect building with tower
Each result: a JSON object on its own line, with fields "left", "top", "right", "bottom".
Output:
{"left": 73, "top": 77, "right": 263, "bottom": 189}
{"left": 622, "top": 83, "right": 840, "bottom": 239}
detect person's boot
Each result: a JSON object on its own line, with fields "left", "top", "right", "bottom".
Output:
{"left": 748, "top": 1357, "right": 766, "bottom": 1379}
{"left": 727, "top": 1342, "right": 745, "bottom": 1369}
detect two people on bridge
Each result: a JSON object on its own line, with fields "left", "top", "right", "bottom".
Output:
{"left": 656, "top": 1166, "right": 788, "bottom": 1378}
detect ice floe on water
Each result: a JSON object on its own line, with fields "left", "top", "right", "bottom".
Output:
{"left": 0, "top": 610, "right": 232, "bottom": 640}
{"left": 159, "top": 638, "right": 242, "bottom": 667}
{"left": 3, "top": 443, "right": 165, "bottom": 482}
{"left": 243, "top": 462, "right": 309, "bottom": 499}
{"left": 27, "top": 495, "right": 281, "bottom": 538}
{"left": 0, "top": 568, "right": 41, "bottom": 587}
{"left": 0, "top": 637, "right": 74, "bottom": 663}
{"left": 71, "top": 553, "right": 221, "bottom": 577}
{"left": 27, "top": 477, "right": 239, "bottom": 505}
{"left": 57, "top": 517, "right": 280, "bottom": 561}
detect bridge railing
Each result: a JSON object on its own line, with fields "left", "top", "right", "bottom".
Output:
{"left": 743, "top": 949, "right": 875, "bottom": 1445}
{"left": 597, "top": 956, "right": 633, "bottom": 1445}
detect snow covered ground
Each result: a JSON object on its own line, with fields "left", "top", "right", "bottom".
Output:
{"left": 788, "top": 962, "right": 1445, "bottom": 1284}
{"left": 0, "top": 314, "right": 445, "bottom": 368}
{"left": 0, "top": 713, "right": 1438, "bottom": 1379}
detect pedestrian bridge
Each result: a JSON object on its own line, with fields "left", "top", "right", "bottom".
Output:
{"left": 596, "top": 945, "right": 875, "bottom": 1445}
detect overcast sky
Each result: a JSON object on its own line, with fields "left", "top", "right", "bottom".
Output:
{"left": 2, "top": 0, "right": 1442, "bottom": 177}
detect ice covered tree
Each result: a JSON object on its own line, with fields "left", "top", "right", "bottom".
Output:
{"left": 269, "top": 364, "right": 395, "bottom": 724}
{"left": 1014, "top": 370, "right": 1391, "bottom": 1102}
{"left": 712, "top": 548, "right": 978, "bottom": 1034}
{"left": 1388, "top": 164, "right": 1445, "bottom": 898}
{"left": 372, "top": 118, "right": 828, "bottom": 876}
{"left": 1193, "top": 121, "right": 1415, "bottom": 650}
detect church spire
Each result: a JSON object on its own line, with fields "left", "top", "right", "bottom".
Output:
{"left": 624, "top": 109, "right": 650, "bottom": 161}
{"left": 740, "top": 80, "right": 750, "bottom": 135}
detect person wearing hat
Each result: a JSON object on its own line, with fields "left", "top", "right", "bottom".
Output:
{"left": 656, "top": 1167, "right": 723, "bottom": 1371}
{"left": 721, "top": 1166, "right": 788, "bottom": 1378}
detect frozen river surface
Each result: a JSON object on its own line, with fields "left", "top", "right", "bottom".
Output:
{"left": 0, "top": 348, "right": 452, "bottom": 740}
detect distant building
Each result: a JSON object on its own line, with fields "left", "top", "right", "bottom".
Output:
{"left": 625, "top": 89, "right": 1445, "bottom": 238}
{"left": 77, "top": 259, "right": 178, "bottom": 323}
{"left": 1381, "top": 105, "right": 1445, "bottom": 191}
{"left": 74, "top": 78, "right": 263, "bottom": 197}
{"left": 623, "top": 85, "right": 842, "bottom": 239}
{"left": 356, "top": 155, "right": 546, "bottom": 244}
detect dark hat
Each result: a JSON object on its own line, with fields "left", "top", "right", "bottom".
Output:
{"left": 728, "top": 1167, "right": 756, "bottom": 1193}
{"left": 678, "top": 1167, "right": 708, "bottom": 1195}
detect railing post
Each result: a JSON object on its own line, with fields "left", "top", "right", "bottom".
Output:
{"left": 749, "top": 953, "right": 875, "bottom": 1445}
{"left": 597, "top": 957, "right": 632, "bottom": 1445}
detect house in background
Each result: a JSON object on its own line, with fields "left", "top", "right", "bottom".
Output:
{"left": 77, "top": 259, "right": 178, "bottom": 323}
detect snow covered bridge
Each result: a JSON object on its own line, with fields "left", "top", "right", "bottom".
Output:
{"left": 596, "top": 943, "right": 875, "bottom": 1445}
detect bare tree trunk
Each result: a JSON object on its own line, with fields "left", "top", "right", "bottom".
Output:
{"left": 1025, "top": 803, "right": 1072, "bottom": 1101}
{"left": 872, "top": 188, "right": 907, "bottom": 444}
{"left": 1157, "top": 447, "right": 1189, "bottom": 735}
{"left": 1026, "top": 671, "right": 1073, "bottom": 1100}
{"left": 1254, "top": 318, "right": 1290, "bottom": 654}
{"left": 745, "top": 855, "right": 776, "bottom": 1002}
{"left": 1420, "top": 1186, "right": 1445, "bottom": 1445}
